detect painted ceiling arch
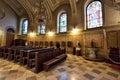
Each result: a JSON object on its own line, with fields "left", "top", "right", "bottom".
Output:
{"left": 3, "top": 0, "right": 119, "bottom": 22}
{"left": 3, "top": 0, "right": 78, "bottom": 19}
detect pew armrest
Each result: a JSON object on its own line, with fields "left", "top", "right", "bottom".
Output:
{"left": 43, "top": 54, "right": 67, "bottom": 71}
{"left": 43, "top": 59, "right": 59, "bottom": 71}
{"left": 55, "top": 54, "right": 67, "bottom": 59}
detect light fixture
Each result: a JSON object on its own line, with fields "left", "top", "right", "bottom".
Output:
{"left": 71, "top": 13, "right": 79, "bottom": 35}
{"left": 32, "top": 0, "right": 47, "bottom": 25}
{"left": 48, "top": 29, "right": 54, "bottom": 36}
{"left": 72, "top": 27, "right": 79, "bottom": 34}
{"left": 29, "top": 31, "right": 36, "bottom": 37}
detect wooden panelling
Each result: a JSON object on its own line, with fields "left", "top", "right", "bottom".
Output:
{"left": 0, "top": 34, "right": 2, "bottom": 46}
{"left": 85, "top": 34, "right": 103, "bottom": 48}
{"left": 107, "top": 31, "right": 118, "bottom": 48}
{"left": 6, "top": 33, "right": 14, "bottom": 46}
{"left": 117, "top": 30, "right": 120, "bottom": 48}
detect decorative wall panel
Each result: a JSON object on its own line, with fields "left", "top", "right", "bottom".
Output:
{"left": 85, "top": 33, "right": 103, "bottom": 48}
{"left": 117, "top": 30, "right": 120, "bottom": 48}
{"left": 0, "top": 34, "right": 2, "bottom": 46}
{"left": 107, "top": 31, "right": 117, "bottom": 48}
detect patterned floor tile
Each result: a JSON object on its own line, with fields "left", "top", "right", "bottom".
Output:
{"left": 100, "top": 77, "right": 110, "bottom": 80}
{"left": 56, "top": 72, "right": 69, "bottom": 80}
{"left": 68, "top": 64, "right": 75, "bottom": 69}
{"left": 0, "top": 54, "right": 120, "bottom": 80}
{"left": 44, "top": 72, "right": 54, "bottom": 77}
{"left": 8, "top": 69, "right": 18, "bottom": 74}
{"left": 26, "top": 76, "right": 37, "bottom": 80}
{"left": 98, "top": 66, "right": 107, "bottom": 70}
{"left": 0, "top": 77, "right": 6, "bottom": 80}
{"left": 92, "top": 69, "right": 101, "bottom": 74}
{"left": 107, "top": 71, "right": 119, "bottom": 78}
{"left": 57, "top": 68, "right": 66, "bottom": 72}
{"left": 83, "top": 73, "right": 95, "bottom": 80}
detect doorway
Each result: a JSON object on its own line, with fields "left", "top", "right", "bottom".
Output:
{"left": 6, "top": 28, "right": 15, "bottom": 46}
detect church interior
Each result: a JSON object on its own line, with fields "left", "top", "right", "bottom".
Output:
{"left": 0, "top": 0, "right": 120, "bottom": 80}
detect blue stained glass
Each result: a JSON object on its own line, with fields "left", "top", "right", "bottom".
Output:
{"left": 22, "top": 19, "right": 28, "bottom": 34}
{"left": 87, "top": 1, "right": 103, "bottom": 29}
{"left": 38, "top": 25, "right": 40, "bottom": 34}
{"left": 59, "top": 12, "right": 67, "bottom": 32}
{"left": 41, "top": 24, "right": 45, "bottom": 34}
{"left": 38, "top": 24, "right": 45, "bottom": 35}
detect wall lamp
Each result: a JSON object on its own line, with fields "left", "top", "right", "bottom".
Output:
{"left": 29, "top": 31, "right": 36, "bottom": 37}
{"left": 72, "top": 26, "right": 79, "bottom": 34}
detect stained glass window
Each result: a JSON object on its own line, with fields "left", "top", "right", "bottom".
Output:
{"left": 87, "top": 1, "right": 103, "bottom": 29}
{"left": 38, "top": 23, "right": 45, "bottom": 34}
{"left": 21, "top": 19, "right": 28, "bottom": 35}
{"left": 57, "top": 12, "right": 67, "bottom": 33}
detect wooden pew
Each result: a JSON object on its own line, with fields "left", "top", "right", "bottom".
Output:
{"left": 34, "top": 51, "right": 53, "bottom": 73}
{"left": 14, "top": 46, "right": 29, "bottom": 62}
{"left": 43, "top": 54, "right": 67, "bottom": 71}
{"left": 20, "top": 48, "right": 52, "bottom": 65}
{"left": 43, "top": 48, "right": 67, "bottom": 71}
{"left": 27, "top": 48, "right": 54, "bottom": 68}
{"left": 0, "top": 46, "right": 5, "bottom": 58}
{"left": 34, "top": 49, "right": 66, "bottom": 73}
{"left": 0, "top": 46, "right": 67, "bottom": 73}
{"left": 8, "top": 47, "right": 15, "bottom": 60}
{"left": 20, "top": 48, "right": 43, "bottom": 65}
{"left": 14, "top": 47, "right": 41, "bottom": 63}
{"left": 8, "top": 46, "right": 28, "bottom": 61}
{"left": 2, "top": 46, "right": 10, "bottom": 59}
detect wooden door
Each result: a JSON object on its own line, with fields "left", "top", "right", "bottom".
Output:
{"left": 0, "top": 34, "right": 2, "bottom": 46}
{"left": 6, "top": 33, "right": 14, "bottom": 46}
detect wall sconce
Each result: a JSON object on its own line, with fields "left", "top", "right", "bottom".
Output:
{"left": 29, "top": 31, "right": 36, "bottom": 37}
{"left": 48, "top": 30, "right": 54, "bottom": 36}
{"left": 25, "top": 41, "right": 28, "bottom": 46}
{"left": 72, "top": 27, "right": 79, "bottom": 35}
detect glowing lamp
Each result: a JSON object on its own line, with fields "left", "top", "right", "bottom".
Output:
{"left": 48, "top": 31, "right": 54, "bottom": 36}
{"left": 29, "top": 32, "right": 35, "bottom": 37}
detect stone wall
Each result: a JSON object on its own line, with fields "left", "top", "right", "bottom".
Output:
{"left": 0, "top": 1, "right": 17, "bottom": 46}
{"left": 0, "top": 0, "right": 120, "bottom": 54}
{"left": 20, "top": 0, "right": 120, "bottom": 54}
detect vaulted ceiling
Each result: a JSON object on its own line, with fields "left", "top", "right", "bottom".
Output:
{"left": 3, "top": 0, "right": 120, "bottom": 22}
{"left": 3, "top": 0, "right": 79, "bottom": 22}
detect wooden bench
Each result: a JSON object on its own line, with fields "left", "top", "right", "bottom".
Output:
{"left": 14, "top": 48, "right": 25, "bottom": 62}
{"left": 8, "top": 48, "right": 15, "bottom": 60}
{"left": 0, "top": 46, "right": 5, "bottom": 58}
{"left": 27, "top": 48, "right": 54, "bottom": 68}
{"left": 7, "top": 46, "right": 28, "bottom": 61}
{"left": 34, "top": 49, "right": 66, "bottom": 73}
{"left": 19, "top": 48, "right": 43, "bottom": 65}
{"left": 3, "top": 46, "right": 10, "bottom": 59}
{"left": 43, "top": 59, "right": 59, "bottom": 71}
{"left": 34, "top": 51, "right": 54, "bottom": 73}
{"left": 19, "top": 47, "right": 38, "bottom": 65}
{"left": 43, "top": 54, "right": 67, "bottom": 71}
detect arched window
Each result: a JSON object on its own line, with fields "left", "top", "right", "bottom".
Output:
{"left": 57, "top": 11, "right": 67, "bottom": 33}
{"left": 38, "top": 23, "right": 45, "bottom": 35}
{"left": 86, "top": 1, "right": 103, "bottom": 29}
{"left": 20, "top": 18, "right": 28, "bottom": 35}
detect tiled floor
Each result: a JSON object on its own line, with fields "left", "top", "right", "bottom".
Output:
{"left": 0, "top": 54, "right": 120, "bottom": 80}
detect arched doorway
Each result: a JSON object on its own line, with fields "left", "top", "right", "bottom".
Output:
{"left": 6, "top": 28, "right": 15, "bottom": 46}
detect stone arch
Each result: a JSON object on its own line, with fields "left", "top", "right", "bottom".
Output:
{"left": 6, "top": 27, "right": 15, "bottom": 34}
{"left": 57, "top": 10, "right": 67, "bottom": 33}
{"left": 6, "top": 26, "right": 15, "bottom": 33}
{"left": 84, "top": 0, "right": 103, "bottom": 30}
